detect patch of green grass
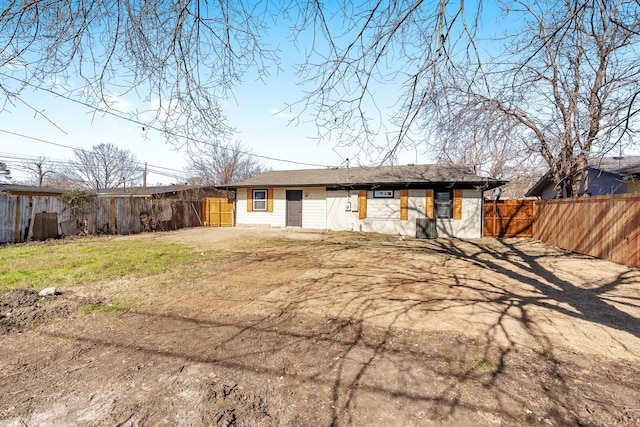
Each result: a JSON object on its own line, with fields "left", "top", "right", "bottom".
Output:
{"left": 80, "top": 301, "right": 131, "bottom": 315}
{"left": 0, "top": 238, "right": 217, "bottom": 293}
{"left": 470, "top": 351, "right": 497, "bottom": 371}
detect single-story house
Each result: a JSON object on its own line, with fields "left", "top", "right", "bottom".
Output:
{"left": 222, "top": 164, "right": 506, "bottom": 238}
{"left": 526, "top": 156, "right": 640, "bottom": 199}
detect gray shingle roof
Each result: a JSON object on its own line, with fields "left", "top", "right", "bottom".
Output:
{"left": 526, "top": 156, "right": 640, "bottom": 197}
{"left": 589, "top": 156, "right": 640, "bottom": 176}
{"left": 0, "top": 184, "right": 69, "bottom": 195}
{"left": 96, "top": 184, "right": 220, "bottom": 197}
{"left": 224, "top": 164, "right": 505, "bottom": 189}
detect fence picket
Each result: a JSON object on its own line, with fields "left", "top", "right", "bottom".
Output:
{"left": 534, "top": 194, "right": 640, "bottom": 269}
{"left": 0, "top": 194, "right": 204, "bottom": 243}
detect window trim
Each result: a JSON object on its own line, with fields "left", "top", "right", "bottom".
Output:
{"left": 435, "top": 190, "right": 453, "bottom": 219}
{"left": 373, "top": 190, "right": 394, "bottom": 198}
{"left": 252, "top": 189, "right": 268, "bottom": 211}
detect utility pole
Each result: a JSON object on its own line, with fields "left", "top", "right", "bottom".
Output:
{"left": 143, "top": 162, "right": 147, "bottom": 188}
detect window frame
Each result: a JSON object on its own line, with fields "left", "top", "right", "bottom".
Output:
{"left": 252, "top": 189, "right": 267, "bottom": 211}
{"left": 373, "top": 190, "right": 394, "bottom": 198}
{"left": 435, "top": 190, "right": 453, "bottom": 218}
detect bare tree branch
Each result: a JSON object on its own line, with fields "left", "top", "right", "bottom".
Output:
{"left": 60, "top": 143, "right": 141, "bottom": 190}
{"left": 185, "top": 140, "right": 269, "bottom": 186}
{"left": 20, "top": 155, "right": 56, "bottom": 186}
{"left": 0, "top": 1, "right": 279, "bottom": 145}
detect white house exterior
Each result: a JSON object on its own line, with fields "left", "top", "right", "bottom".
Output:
{"left": 226, "top": 164, "right": 505, "bottom": 239}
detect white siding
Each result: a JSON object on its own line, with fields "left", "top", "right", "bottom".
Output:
{"left": 327, "top": 189, "right": 414, "bottom": 236}
{"left": 235, "top": 187, "right": 326, "bottom": 229}
{"left": 235, "top": 189, "right": 283, "bottom": 227}
{"left": 436, "top": 189, "right": 483, "bottom": 238}
{"left": 301, "top": 188, "right": 327, "bottom": 229}
{"left": 326, "top": 190, "right": 361, "bottom": 231}
{"left": 366, "top": 191, "right": 400, "bottom": 219}
{"left": 238, "top": 187, "right": 484, "bottom": 238}
{"left": 327, "top": 188, "right": 483, "bottom": 238}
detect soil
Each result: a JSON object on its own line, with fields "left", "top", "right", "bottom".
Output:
{"left": 1, "top": 227, "right": 639, "bottom": 426}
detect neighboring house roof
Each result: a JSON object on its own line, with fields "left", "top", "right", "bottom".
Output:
{"left": 96, "top": 184, "right": 220, "bottom": 197}
{"left": 0, "top": 184, "right": 69, "bottom": 196}
{"left": 525, "top": 156, "right": 640, "bottom": 197}
{"left": 589, "top": 156, "right": 640, "bottom": 176}
{"left": 223, "top": 164, "right": 506, "bottom": 190}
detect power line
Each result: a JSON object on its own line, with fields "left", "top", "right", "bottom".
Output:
{"left": 0, "top": 72, "right": 338, "bottom": 169}
{"left": 0, "top": 149, "right": 190, "bottom": 182}
{"left": 0, "top": 133, "right": 189, "bottom": 175}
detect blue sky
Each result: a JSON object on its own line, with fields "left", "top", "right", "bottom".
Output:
{"left": 1, "top": 2, "right": 504, "bottom": 185}
{"left": 1, "top": 44, "right": 425, "bottom": 185}
{"left": 1, "top": 68, "right": 368, "bottom": 185}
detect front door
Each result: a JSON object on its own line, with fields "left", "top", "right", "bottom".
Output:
{"left": 286, "top": 190, "right": 303, "bottom": 227}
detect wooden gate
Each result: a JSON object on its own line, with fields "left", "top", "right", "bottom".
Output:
{"left": 202, "top": 198, "right": 234, "bottom": 227}
{"left": 484, "top": 199, "right": 535, "bottom": 238}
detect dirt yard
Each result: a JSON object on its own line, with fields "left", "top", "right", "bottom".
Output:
{"left": 1, "top": 227, "right": 640, "bottom": 426}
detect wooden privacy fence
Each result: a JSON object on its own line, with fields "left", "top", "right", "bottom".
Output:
{"left": 484, "top": 199, "right": 535, "bottom": 238}
{"left": 77, "top": 198, "right": 203, "bottom": 235}
{"left": 202, "top": 197, "right": 234, "bottom": 227}
{"left": 0, "top": 194, "right": 203, "bottom": 243}
{"left": 0, "top": 194, "right": 70, "bottom": 243}
{"left": 483, "top": 195, "right": 640, "bottom": 268}
{"left": 534, "top": 194, "right": 640, "bottom": 268}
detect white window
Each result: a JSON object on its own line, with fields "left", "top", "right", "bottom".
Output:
{"left": 253, "top": 190, "right": 267, "bottom": 211}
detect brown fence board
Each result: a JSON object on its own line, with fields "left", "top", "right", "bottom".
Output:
{"left": 32, "top": 213, "right": 59, "bottom": 241}
{"left": 484, "top": 199, "right": 534, "bottom": 237}
{"left": 533, "top": 194, "right": 640, "bottom": 269}
{"left": 203, "top": 198, "right": 234, "bottom": 227}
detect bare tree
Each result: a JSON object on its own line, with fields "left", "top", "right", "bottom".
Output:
{"left": 290, "top": 1, "right": 640, "bottom": 197}
{"left": 186, "top": 140, "right": 268, "bottom": 186}
{"left": 423, "top": 104, "right": 547, "bottom": 197}
{"left": 2, "top": 0, "right": 638, "bottom": 193}
{"left": 20, "top": 155, "right": 56, "bottom": 186}
{"left": 288, "top": 1, "right": 484, "bottom": 159}
{"left": 427, "top": 1, "right": 640, "bottom": 198}
{"left": 0, "top": 161, "right": 11, "bottom": 183}
{"left": 0, "top": 1, "right": 278, "bottom": 144}
{"left": 0, "top": 1, "right": 479, "bottom": 153}
{"left": 61, "top": 143, "right": 141, "bottom": 190}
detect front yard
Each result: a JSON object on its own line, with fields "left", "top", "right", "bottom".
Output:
{"left": 1, "top": 228, "right": 639, "bottom": 426}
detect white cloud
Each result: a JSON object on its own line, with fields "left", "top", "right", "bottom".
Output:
{"left": 2, "top": 58, "right": 25, "bottom": 71}
{"left": 270, "top": 107, "right": 295, "bottom": 120}
{"left": 150, "top": 99, "right": 183, "bottom": 121}
{"left": 98, "top": 93, "right": 135, "bottom": 113}
{"left": 49, "top": 78, "right": 73, "bottom": 91}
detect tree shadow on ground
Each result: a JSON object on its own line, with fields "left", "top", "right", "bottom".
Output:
{"left": 10, "top": 233, "right": 640, "bottom": 426}
{"left": 428, "top": 237, "right": 640, "bottom": 339}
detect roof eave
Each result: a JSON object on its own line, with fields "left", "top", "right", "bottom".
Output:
{"left": 222, "top": 179, "right": 507, "bottom": 190}
{"left": 525, "top": 173, "right": 551, "bottom": 197}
